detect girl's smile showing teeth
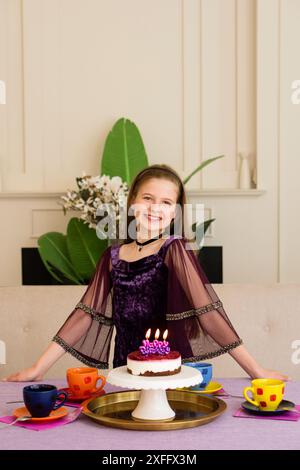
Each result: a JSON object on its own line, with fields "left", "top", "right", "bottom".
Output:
{"left": 145, "top": 214, "right": 162, "bottom": 221}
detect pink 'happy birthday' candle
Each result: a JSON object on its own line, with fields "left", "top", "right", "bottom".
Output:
{"left": 139, "top": 328, "right": 171, "bottom": 355}
{"left": 162, "top": 329, "right": 169, "bottom": 347}
{"left": 139, "top": 328, "right": 152, "bottom": 355}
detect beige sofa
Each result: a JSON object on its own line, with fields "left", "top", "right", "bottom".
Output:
{"left": 0, "top": 284, "right": 299, "bottom": 380}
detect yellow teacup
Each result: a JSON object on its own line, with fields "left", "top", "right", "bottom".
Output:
{"left": 243, "top": 379, "right": 285, "bottom": 411}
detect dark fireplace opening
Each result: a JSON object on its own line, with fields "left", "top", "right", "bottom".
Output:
{"left": 22, "top": 246, "right": 223, "bottom": 285}
{"left": 22, "top": 248, "right": 69, "bottom": 285}
{"left": 198, "top": 246, "right": 223, "bottom": 284}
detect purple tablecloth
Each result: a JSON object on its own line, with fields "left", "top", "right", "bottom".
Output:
{"left": 0, "top": 377, "right": 299, "bottom": 450}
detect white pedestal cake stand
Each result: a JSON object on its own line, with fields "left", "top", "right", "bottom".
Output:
{"left": 106, "top": 365, "right": 203, "bottom": 421}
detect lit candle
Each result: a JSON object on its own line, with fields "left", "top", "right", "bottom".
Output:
{"left": 139, "top": 328, "right": 152, "bottom": 356}
{"left": 139, "top": 328, "right": 171, "bottom": 356}
{"left": 159, "top": 330, "right": 169, "bottom": 355}
{"left": 162, "top": 329, "right": 169, "bottom": 347}
{"left": 146, "top": 328, "right": 151, "bottom": 344}
{"left": 152, "top": 329, "right": 161, "bottom": 353}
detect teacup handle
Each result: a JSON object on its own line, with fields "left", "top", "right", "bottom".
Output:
{"left": 93, "top": 374, "right": 106, "bottom": 393}
{"left": 53, "top": 390, "right": 68, "bottom": 410}
{"left": 243, "top": 386, "right": 259, "bottom": 407}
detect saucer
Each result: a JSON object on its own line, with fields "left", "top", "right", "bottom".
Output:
{"left": 241, "top": 399, "right": 296, "bottom": 416}
{"left": 177, "top": 381, "right": 223, "bottom": 394}
{"left": 13, "top": 406, "right": 68, "bottom": 422}
{"left": 59, "top": 387, "right": 106, "bottom": 402}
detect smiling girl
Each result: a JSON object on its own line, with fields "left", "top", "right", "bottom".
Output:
{"left": 3, "top": 164, "right": 289, "bottom": 381}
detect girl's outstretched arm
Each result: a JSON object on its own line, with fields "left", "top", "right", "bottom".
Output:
{"left": 164, "top": 237, "right": 291, "bottom": 382}
{"left": 229, "top": 343, "right": 291, "bottom": 381}
{"left": 2, "top": 246, "right": 114, "bottom": 382}
{"left": 2, "top": 341, "right": 65, "bottom": 382}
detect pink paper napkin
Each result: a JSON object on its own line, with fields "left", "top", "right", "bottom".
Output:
{"left": 233, "top": 404, "right": 300, "bottom": 422}
{"left": 59, "top": 401, "right": 82, "bottom": 408}
{"left": 212, "top": 388, "right": 230, "bottom": 398}
{"left": 0, "top": 406, "right": 82, "bottom": 431}
{"left": 57, "top": 388, "right": 105, "bottom": 408}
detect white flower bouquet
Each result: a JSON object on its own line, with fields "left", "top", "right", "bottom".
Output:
{"left": 59, "top": 173, "right": 129, "bottom": 231}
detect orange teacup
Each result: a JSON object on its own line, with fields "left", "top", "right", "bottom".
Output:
{"left": 66, "top": 367, "right": 106, "bottom": 398}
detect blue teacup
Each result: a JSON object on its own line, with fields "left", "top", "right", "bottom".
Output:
{"left": 23, "top": 384, "right": 67, "bottom": 418}
{"left": 184, "top": 362, "right": 213, "bottom": 390}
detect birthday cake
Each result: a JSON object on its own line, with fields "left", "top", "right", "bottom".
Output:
{"left": 127, "top": 328, "right": 181, "bottom": 376}
{"left": 127, "top": 350, "right": 182, "bottom": 376}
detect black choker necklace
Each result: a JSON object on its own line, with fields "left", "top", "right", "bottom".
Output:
{"left": 135, "top": 232, "right": 166, "bottom": 252}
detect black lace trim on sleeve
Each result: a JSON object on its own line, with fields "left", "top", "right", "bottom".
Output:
{"left": 52, "top": 335, "right": 109, "bottom": 369}
{"left": 166, "top": 300, "right": 223, "bottom": 321}
{"left": 75, "top": 301, "right": 113, "bottom": 327}
{"left": 181, "top": 338, "right": 243, "bottom": 362}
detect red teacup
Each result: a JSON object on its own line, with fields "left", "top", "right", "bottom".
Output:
{"left": 66, "top": 367, "right": 106, "bottom": 398}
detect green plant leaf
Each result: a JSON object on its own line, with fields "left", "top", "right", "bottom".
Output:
{"left": 101, "top": 117, "right": 149, "bottom": 184}
{"left": 66, "top": 217, "right": 108, "bottom": 280}
{"left": 191, "top": 218, "right": 216, "bottom": 249}
{"left": 38, "top": 232, "right": 84, "bottom": 284}
{"left": 183, "top": 155, "right": 225, "bottom": 185}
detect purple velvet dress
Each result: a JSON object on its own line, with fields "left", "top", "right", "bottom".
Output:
{"left": 53, "top": 235, "right": 243, "bottom": 369}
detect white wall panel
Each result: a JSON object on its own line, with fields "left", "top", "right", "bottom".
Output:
{"left": 279, "top": 0, "right": 300, "bottom": 281}
{"left": 0, "top": 0, "right": 299, "bottom": 285}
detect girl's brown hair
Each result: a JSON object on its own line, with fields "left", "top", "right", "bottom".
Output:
{"left": 121, "top": 164, "right": 187, "bottom": 244}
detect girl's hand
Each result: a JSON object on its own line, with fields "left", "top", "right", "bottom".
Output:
{"left": 252, "top": 368, "right": 291, "bottom": 382}
{"left": 2, "top": 366, "right": 44, "bottom": 382}
{"left": 2, "top": 342, "right": 65, "bottom": 382}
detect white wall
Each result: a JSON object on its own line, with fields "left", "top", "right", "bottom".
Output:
{"left": 0, "top": 0, "right": 299, "bottom": 285}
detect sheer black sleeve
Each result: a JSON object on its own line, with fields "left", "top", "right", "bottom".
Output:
{"left": 52, "top": 246, "right": 114, "bottom": 369}
{"left": 164, "top": 237, "right": 243, "bottom": 362}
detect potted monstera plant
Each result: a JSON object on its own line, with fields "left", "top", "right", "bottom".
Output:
{"left": 37, "top": 117, "right": 223, "bottom": 284}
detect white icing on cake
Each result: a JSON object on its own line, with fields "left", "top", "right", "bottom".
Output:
{"left": 127, "top": 355, "right": 181, "bottom": 376}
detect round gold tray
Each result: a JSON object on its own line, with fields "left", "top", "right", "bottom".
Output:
{"left": 81, "top": 389, "right": 227, "bottom": 431}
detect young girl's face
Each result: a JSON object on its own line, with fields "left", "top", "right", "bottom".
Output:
{"left": 132, "top": 177, "right": 178, "bottom": 234}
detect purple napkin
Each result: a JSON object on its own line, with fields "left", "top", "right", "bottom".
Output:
{"left": 0, "top": 406, "right": 82, "bottom": 431}
{"left": 233, "top": 404, "right": 300, "bottom": 421}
